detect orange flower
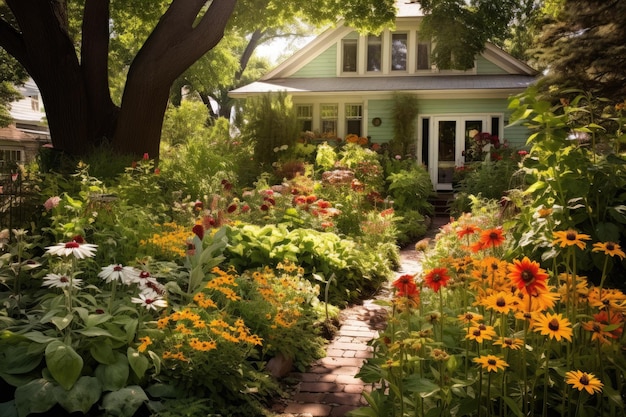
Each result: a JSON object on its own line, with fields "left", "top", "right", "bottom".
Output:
{"left": 478, "top": 227, "right": 505, "bottom": 248}
{"left": 457, "top": 225, "right": 480, "bottom": 239}
{"left": 592, "top": 241, "right": 626, "bottom": 259}
{"left": 507, "top": 256, "right": 549, "bottom": 296}
{"left": 423, "top": 267, "right": 451, "bottom": 293}
{"left": 553, "top": 229, "right": 591, "bottom": 250}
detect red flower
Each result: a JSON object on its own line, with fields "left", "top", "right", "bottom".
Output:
{"left": 351, "top": 179, "right": 365, "bottom": 192}
{"left": 423, "top": 268, "right": 451, "bottom": 293}
{"left": 294, "top": 195, "right": 307, "bottom": 205}
{"left": 393, "top": 274, "right": 418, "bottom": 298}
{"left": 479, "top": 227, "right": 505, "bottom": 248}
{"left": 260, "top": 204, "right": 269, "bottom": 211}
{"left": 227, "top": 203, "right": 237, "bottom": 213}
{"left": 507, "top": 257, "right": 548, "bottom": 296}
{"left": 241, "top": 204, "right": 250, "bottom": 213}
{"left": 306, "top": 195, "right": 317, "bottom": 204}
{"left": 316, "top": 200, "right": 331, "bottom": 209}
{"left": 192, "top": 224, "right": 204, "bottom": 240}
{"left": 143, "top": 153, "right": 149, "bottom": 160}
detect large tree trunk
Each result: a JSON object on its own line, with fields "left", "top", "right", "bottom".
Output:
{"left": 112, "top": 0, "right": 237, "bottom": 159}
{"left": 1, "top": 0, "right": 236, "bottom": 159}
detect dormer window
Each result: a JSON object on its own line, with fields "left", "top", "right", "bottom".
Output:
{"left": 417, "top": 42, "right": 431, "bottom": 70}
{"left": 367, "top": 35, "right": 382, "bottom": 72}
{"left": 391, "top": 33, "right": 408, "bottom": 71}
{"left": 342, "top": 39, "right": 357, "bottom": 72}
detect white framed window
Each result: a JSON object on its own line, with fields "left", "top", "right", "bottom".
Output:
{"left": 31, "top": 96, "right": 39, "bottom": 112}
{"left": 342, "top": 39, "right": 357, "bottom": 73}
{"left": 320, "top": 104, "right": 338, "bottom": 136}
{"left": 345, "top": 104, "right": 363, "bottom": 136}
{"left": 391, "top": 32, "right": 408, "bottom": 71}
{"left": 296, "top": 105, "right": 313, "bottom": 132}
{"left": 367, "top": 35, "right": 382, "bottom": 72}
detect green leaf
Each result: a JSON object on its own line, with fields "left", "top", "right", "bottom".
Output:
{"left": 127, "top": 347, "right": 149, "bottom": 379}
{"left": 101, "top": 386, "right": 148, "bottom": 417}
{"left": 403, "top": 374, "right": 441, "bottom": 396}
{"left": 346, "top": 406, "right": 379, "bottom": 417}
{"left": 0, "top": 401, "right": 17, "bottom": 417}
{"left": 502, "top": 396, "right": 525, "bottom": 417}
{"left": 54, "top": 376, "right": 102, "bottom": 414}
{"left": 76, "top": 327, "right": 114, "bottom": 337}
{"left": 95, "top": 352, "right": 129, "bottom": 391}
{"left": 51, "top": 314, "right": 74, "bottom": 331}
{"left": 0, "top": 341, "right": 44, "bottom": 374}
{"left": 90, "top": 339, "right": 117, "bottom": 365}
{"left": 595, "top": 222, "right": 621, "bottom": 242}
{"left": 45, "top": 341, "right": 83, "bottom": 390}
{"left": 14, "top": 378, "right": 58, "bottom": 416}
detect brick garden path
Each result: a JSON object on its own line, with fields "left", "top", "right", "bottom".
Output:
{"left": 274, "top": 217, "right": 448, "bottom": 417}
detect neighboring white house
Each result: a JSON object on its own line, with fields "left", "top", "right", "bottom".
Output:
{"left": 0, "top": 78, "right": 51, "bottom": 168}
{"left": 229, "top": 1, "right": 538, "bottom": 190}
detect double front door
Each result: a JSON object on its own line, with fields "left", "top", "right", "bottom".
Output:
{"left": 429, "top": 116, "right": 488, "bottom": 191}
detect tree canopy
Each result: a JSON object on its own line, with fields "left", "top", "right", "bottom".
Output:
{"left": 0, "top": 0, "right": 396, "bottom": 159}
{"left": 419, "top": 0, "right": 539, "bottom": 69}
{"left": 531, "top": 0, "right": 626, "bottom": 103}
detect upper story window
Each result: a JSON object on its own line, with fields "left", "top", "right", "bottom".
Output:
{"left": 345, "top": 104, "right": 363, "bottom": 136}
{"left": 391, "top": 33, "right": 408, "bottom": 71}
{"left": 296, "top": 105, "right": 313, "bottom": 132}
{"left": 342, "top": 39, "right": 357, "bottom": 72}
{"left": 320, "top": 104, "right": 338, "bottom": 136}
{"left": 31, "top": 96, "right": 39, "bottom": 112}
{"left": 367, "top": 35, "right": 382, "bottom": 72}
{"left": 416, "top": 42, "right": 431, "bottom": 70}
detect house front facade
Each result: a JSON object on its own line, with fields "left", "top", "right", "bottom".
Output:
{"left": 229, "top": 1, "right": 538, "bottom": 190}
{"left": 0, "top": 78, "right": 51, "bottom": 169}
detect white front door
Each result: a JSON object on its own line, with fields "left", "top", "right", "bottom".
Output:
{"left": 430, "top": 117, "right": 487, "bottom": 190}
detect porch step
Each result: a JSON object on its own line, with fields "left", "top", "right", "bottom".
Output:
{"left": 429, "top": 192, "right": 455, "bottom": 218}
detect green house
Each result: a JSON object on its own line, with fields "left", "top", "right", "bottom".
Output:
{"left": 229, "top": 1, "right": 538, "bottom": 191}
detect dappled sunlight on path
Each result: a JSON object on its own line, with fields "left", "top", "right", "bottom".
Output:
{"left": 273, "top": 216, "right": 450, "bottom": 417}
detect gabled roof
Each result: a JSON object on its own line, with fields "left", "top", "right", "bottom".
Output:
{"left": 230, "top": 74, "right": 535, "bottom": 96}
{"left": 230, "top": 2, "right": 538, "bottom": 98}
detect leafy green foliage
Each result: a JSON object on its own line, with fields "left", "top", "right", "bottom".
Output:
{"left": 389, "top": 94, "right": 419, "bottom": 157}
{"left": 223, "top": 224, "right": 393, "bottom": 305}
{"left": 419, "top": 0, "right": 524, "bottom": 70}
{"left": 531, "top": 0, "right": 626, "bottom": 102}
{"left": 507, "top": 88, "right": 626, "bottom": 286}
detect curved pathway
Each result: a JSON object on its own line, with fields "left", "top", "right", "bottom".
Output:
{"left": 274, "top": 217, "right": 447, "bottom": 417}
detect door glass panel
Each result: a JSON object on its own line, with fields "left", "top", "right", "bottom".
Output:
{"left": 464, "top": 120, "right": 483, "bottom": 163}
{"left": 437, "top": 120, "right": 456, "bottom": 184}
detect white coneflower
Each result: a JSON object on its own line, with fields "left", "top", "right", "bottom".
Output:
{"left": 98, "top": 264, "right": 139, "bottom": 285}
{"left": 131, "top": 289, "right": 167, "bottom": 311}
{"left": 45, "top": 235, "right": 97, "bottom": 259}
{"left": 42, "top": 273, "right": 82, "bottom": 289}
{"left": 133, "top": 270, "right": 160, "bottom": 289}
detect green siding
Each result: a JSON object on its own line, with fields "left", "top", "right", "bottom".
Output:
{"left": 365, "top": 98, "right": 529, "bottom": 149}
{"left": 292, "top": 45, "right": 337, "bottom": 78}
{"left": 475, "top": 55, "right": 509, "bottom": 75}
{"left": 416, "top": 98, "right": 527, "bottom": 148}
{"left": 368, "top": 100, "right": 395, "bottom": 143}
